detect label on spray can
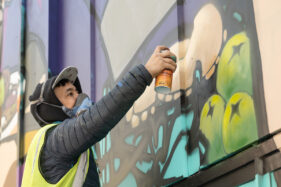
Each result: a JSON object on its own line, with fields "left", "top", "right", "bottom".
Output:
{"left": 155, "top": 55, "right": 176, "bottom": 94}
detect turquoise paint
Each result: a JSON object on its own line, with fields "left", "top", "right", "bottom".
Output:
{"left": 186, "top": 112, "right": 194, "bottom": 130}
{"left": 199, "top": 141, "right": 205, "bottom": 154}
{"left": 102, "top": 138, "right": 106, "bottom": 157}
{"left": 238, "top": 173, "right": 277, "bottom": 187}
{"left": 159, "top": 161, "right": 165, "bottom": 172}
{"left": 103, "top": 88, "right": 106, "bottom": 96}
{"left": 147, "top": 145, "right": 151, "bottom": 154}
{"left": 195, "top": 70, "right": 200, "bottom": 81}
{"left": 166, "top": 114, "right": 192, "bottom": 159}
{"left": 102, "top": 169, "right": 105, "bottom": 183}
{"left": 135, "top": 135, "right": 142, "bottom": 146}
{"left": 91, "top": 147, "right": 98, "bottom": 159}
{"left": 233, "top": 12, "right": 242, "bottom": 22}
{"left": 270, "top": 172, "right": 278, "bottom": 187}
{"left": 106, "top": 163, "right": 110, "bottom": 183}
{"left": 99, "top": 141, "right": 103, "bottom": 158}
{"left": 167, "top": 107, "right": 175, "bottom": 116}
{"left": 164, "top": 134, "right": 189, "bottom": 179}
{"left": 114, "top": 158, "right": 120, "bottom": 171}
{"left": 152, "top": 126, "right": 163, "bottom": 153}
{"left": 106, "top": 133, "right": 111, "bottom": 152}
{"left": 187, "top": 148, "right": 200, "bottom": 176}
{"left": 118, "top": 173, "right": 137, "bottom": 187}
{"left": 136, "top": 160, "right": 153, "bottom": 173}
{"left": 125, "top": 135, "right": 134, "bottom": 145}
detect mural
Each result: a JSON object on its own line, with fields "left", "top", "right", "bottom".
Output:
{"left": 90, "top": 0, "right": 271, "bottom": 186}
{"left": 0, "top": 0, "right": 22, "bottom": 186}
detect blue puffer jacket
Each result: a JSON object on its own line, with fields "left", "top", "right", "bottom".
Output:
{"left": 39, "top": 64, "right": 153, "bottom": 186}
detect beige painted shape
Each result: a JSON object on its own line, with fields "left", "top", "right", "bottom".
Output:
{"left": 0, "top": 141, "right": 17, "bottom": 187}
{"left": 180, "top": 3, "right": 222, "bottom": 90}
{"left": 253, "top": 0, "right": 281, "bottom": 133}
{"left": 101, "top": 0, "right": 176, "bottom": 79}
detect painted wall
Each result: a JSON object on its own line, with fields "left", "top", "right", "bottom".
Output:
{"left": 90, "top": 0, "right": 280, "bottom": 186}
{"left": 0, "top": 0, "right": 22, "bottom": 186}
{"left": 0, "top": 0, "right": 281, "bottom": 186}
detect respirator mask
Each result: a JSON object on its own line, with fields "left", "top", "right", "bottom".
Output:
{"left": 62, "top": 93, "right": 93, "bottom": 118}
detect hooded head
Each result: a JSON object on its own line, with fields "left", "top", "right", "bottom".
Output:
{"left": 29, "top": 67, "right": 82, "bottom": 127}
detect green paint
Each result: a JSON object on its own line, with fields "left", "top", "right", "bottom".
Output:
{"left": 200, "top": 95, "right": 226, "bottom": 163}
{"left": 223, "top": 93, "right": 258, "bottom": 153}
{"left": 118, "top": 173, "right": 137, "bottom": 187}
{"left": 217, "top": 32, "right": 253, "bottom": 101}
{"left": 114, "top": 158, "right": 120, "bottom": 171}
{"left": 233, "top": 12, "right": 242, "bottom": 22}
{"left": 136, "top": 161, "right": 153, "bottom": 173}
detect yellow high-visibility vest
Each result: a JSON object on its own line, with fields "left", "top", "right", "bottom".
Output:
{"left": 21, "top": 123, "right": 90, "bottom": 187}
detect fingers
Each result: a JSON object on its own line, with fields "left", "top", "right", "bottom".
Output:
{"left": 163, "top": 58, "right": 177, "bottom": 72}
{"left": 154, "top": 45, "right": 169, "bottom": 53}
{"left": 159, "top": 50, "right": 176, "bottom": 60}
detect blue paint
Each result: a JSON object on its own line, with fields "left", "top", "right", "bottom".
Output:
{"left": 159, "top": 162, "right": 165, "bottom": 172}
{"left": 106, "top": 163, "right": 110, "bottom": 183}
{"left": 106, "top": 132, "right": 111, "bottom": 152}
{"left": 91, "top": 147, "right": 98, "bottom": 159}
{"left": 233, "top": 12, "right": 242, "bottom": 22}
{"left": 195, "top": 70, "right": 200, "bottom": 81}
{"left": 167, "top": 107, "right": 175, "bottom": 116}
{"left": 238, "top": 173, "right": 277, "bottom": 187}
{"left": 125, "top": 135, "right": 134, "bottom": 145}
{"left": 187, "top": 148, "right": 200, "bottom": 176}
{"left": 199, "top": 141, "right": 205, "bottom": 154}
{"left": 114, "top": 158, "right": 120, "bottom": 171}
{"left": 164, "top": 134, "right": 189, "bottom": 179}
{"left": 136, "top": 161, "right": 153, "bottom": 173}
{"left": 102, "top": 169, "right": 105, "bottom": 183}
{"left": 152, "top": 126, "right": 163, "bottom": 153}
{"left": 147, "top": 145, "right": 151, "bottom": 154}
{"left": 186, "top": 112, "right": 194, "bottom": 130}
{"left": 99, "top": 141, "right": 103, "bottom": 158}
{"left": 118, "top": 81, "right": 123, "bottom": 87}
{"left": 118, "top": 173, "right": 137, "bottom": 187}
{"left": 167, "top": 114, "right": 192, "bottom": 158}
{"left": 102, "top": 138, "right": 106, "bottom": 157}
{"left": 135, "top": 135, "right": 142, "bottom": 146}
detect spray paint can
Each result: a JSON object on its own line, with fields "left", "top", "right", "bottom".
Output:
{"left": 155, "top": 56, "right": 177, "bottom": 94}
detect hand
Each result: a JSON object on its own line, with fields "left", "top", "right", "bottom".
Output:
{"left": 145, "top": 46, "right": 177, "bottom": 78}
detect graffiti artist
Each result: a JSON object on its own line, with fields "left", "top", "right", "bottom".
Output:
{"left": 21, "top": 46, "right": 177, "bottom": 187}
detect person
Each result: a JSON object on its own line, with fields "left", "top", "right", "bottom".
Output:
{"left": 21, "top": 46, "right": 177, "bottom": 187}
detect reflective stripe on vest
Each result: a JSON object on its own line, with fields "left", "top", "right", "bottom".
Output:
{"left": 21, "top": 124, "right": 90, "bottom": 187}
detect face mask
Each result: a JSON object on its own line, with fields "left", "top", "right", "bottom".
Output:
{"left": 62, "top": 93, "right": 93, "bottom": 118}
